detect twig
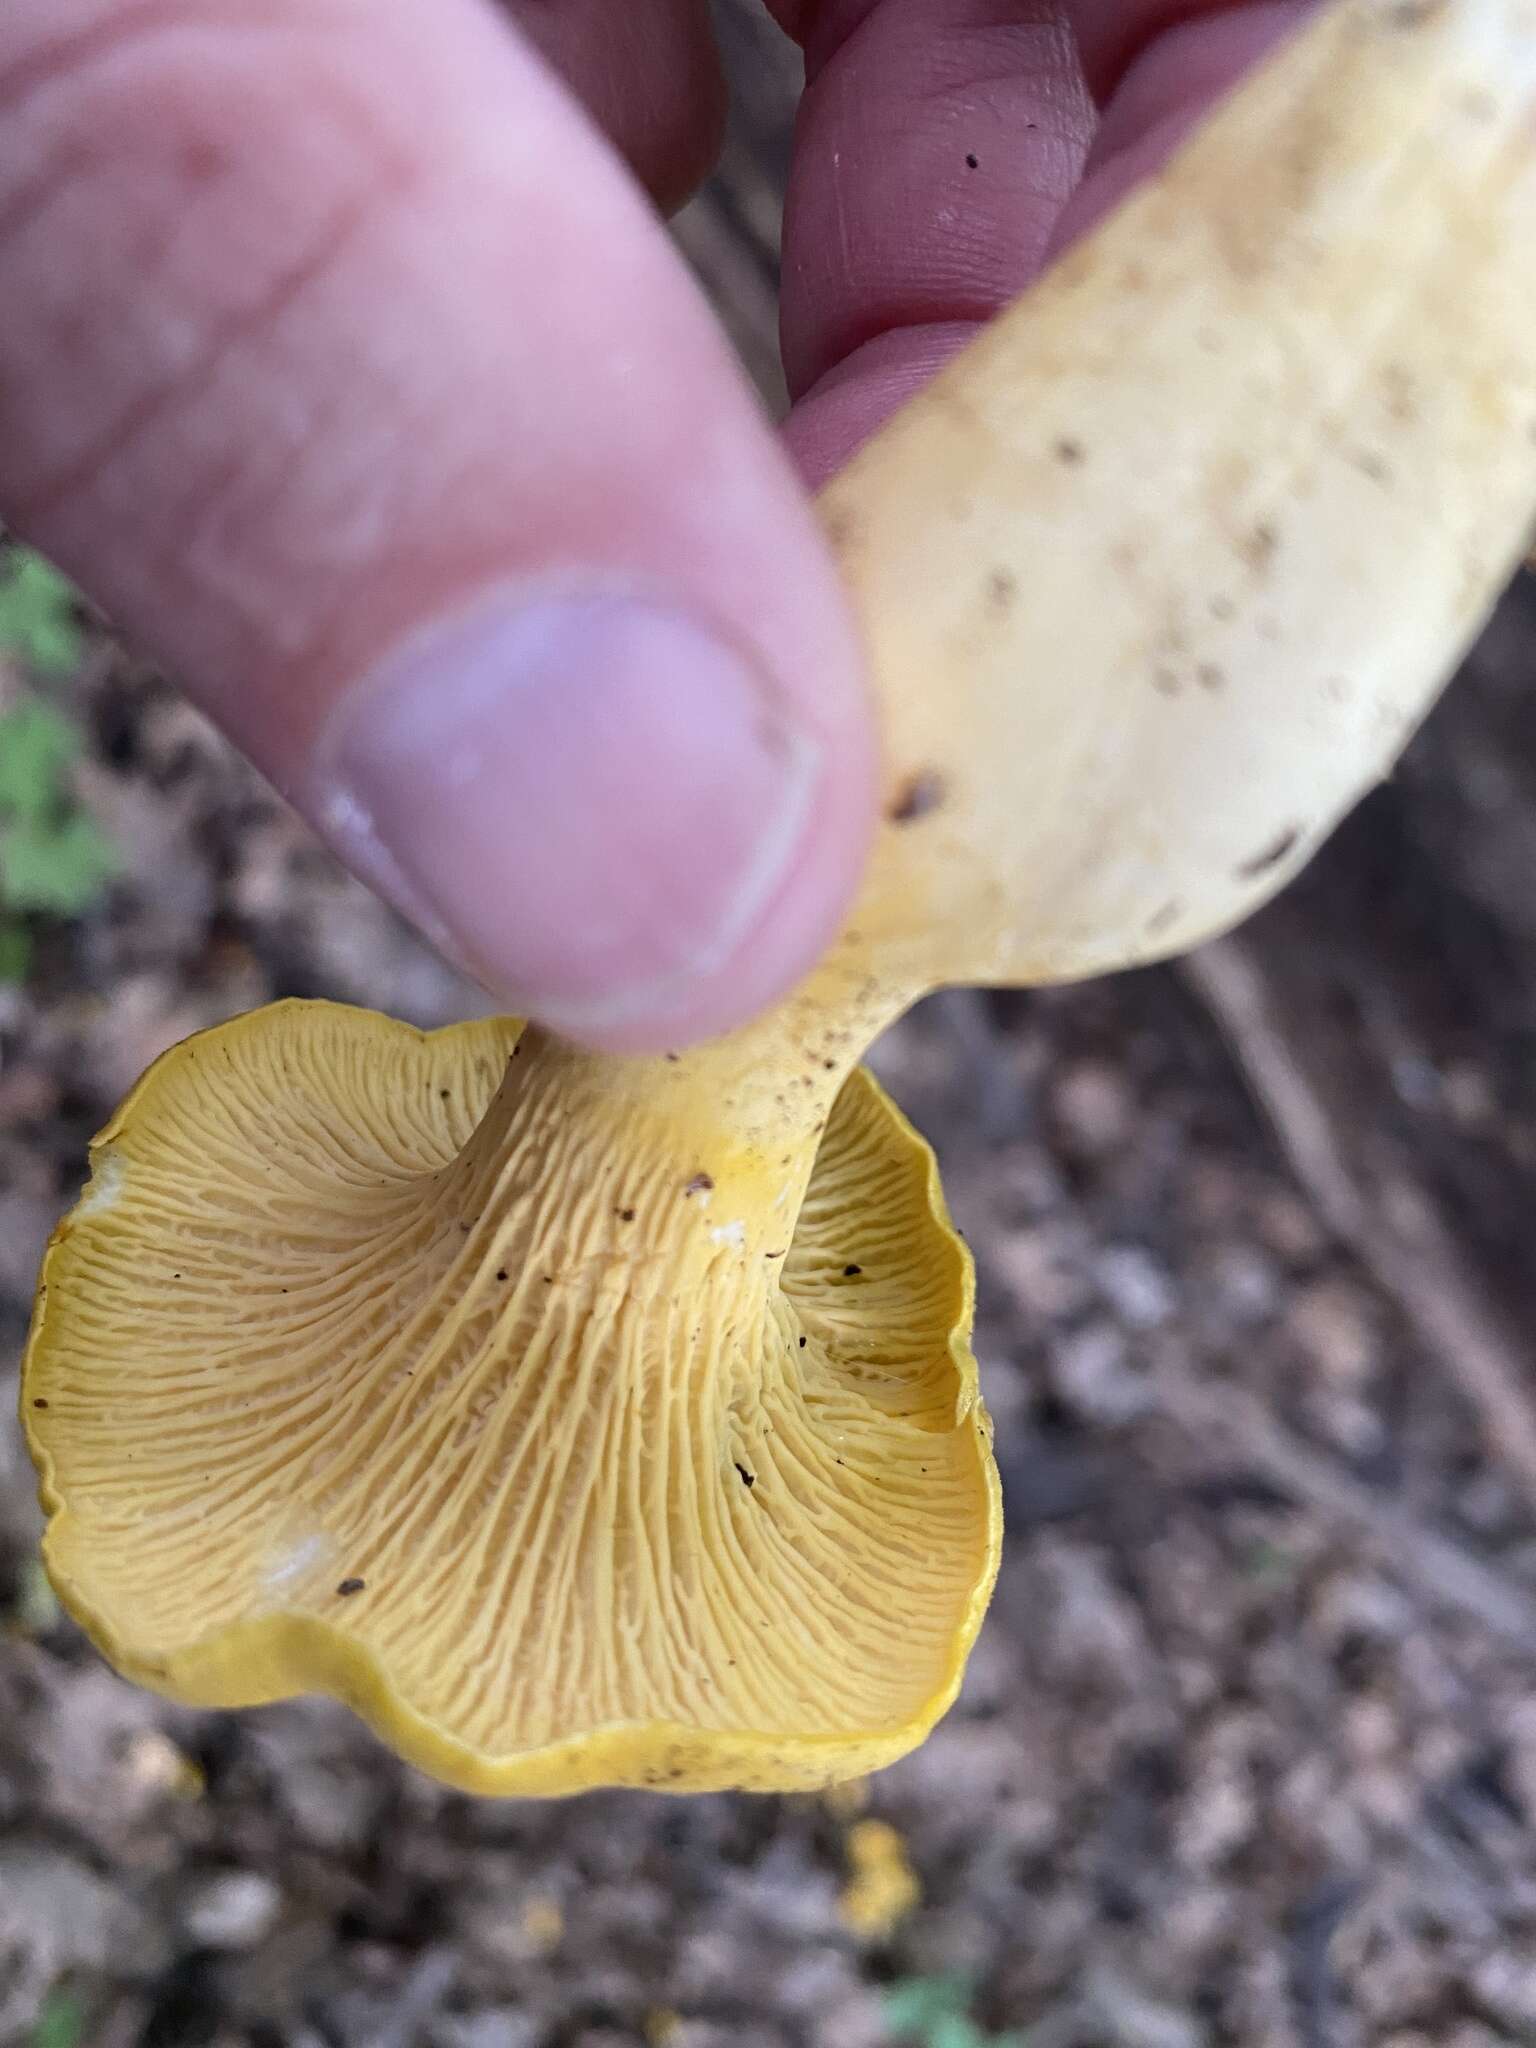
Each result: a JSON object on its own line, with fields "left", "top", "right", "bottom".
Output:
{"left": 1184, "top": 935, "right": 1536, "bottom": 1518}
{"left": 1156, "top": 1365, "right": 1536, "bottom": 1652}
{"left": 1287, "top": 1875, "right": 1363, "bottom": 2048}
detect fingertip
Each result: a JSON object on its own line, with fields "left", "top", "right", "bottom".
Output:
{"left": 314, "top": 585, "right": 880, "bottom": 1058}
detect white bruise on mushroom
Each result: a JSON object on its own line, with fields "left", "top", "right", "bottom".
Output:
{"left": 74, "top": 1152, "right": 125, "bottom": 1221}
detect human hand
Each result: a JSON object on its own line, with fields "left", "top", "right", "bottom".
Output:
{"left": 0, "top": 0, "right": 1304, "bottom": 1051}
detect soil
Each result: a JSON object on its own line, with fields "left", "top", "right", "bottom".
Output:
{"left": 6, "top": 12, "right": 1536, "bottom": 2048}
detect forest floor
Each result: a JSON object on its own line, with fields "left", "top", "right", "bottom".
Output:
{"left": 7, "top": 9, "right": 1536, "bottom": 2047}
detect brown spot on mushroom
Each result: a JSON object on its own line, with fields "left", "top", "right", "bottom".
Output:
{"left": 1242, "top": 520, "right": 1280, "bottom": 573}
{"left": 965, "top": 152, "right": 980, "bottom": 170}
{"left": 1350, "top": 448, "right": 1392, "bottom": 486}
{"left": 336, "top": 1578, "right": 366, "bottom": 1598}
{"left": 888, "top": 771, "right": 946, "bottom": 825}
{"left": 734, "top": 1464, "right": 757, "bottom": 1490}
{"left": 844, "top": 1264, "right": 863, "bottom": 1278}
{"left": 1381, "top": 363, "right": 1417, "bottom": 423}
{"left": 683, "top": 1173, "right": 714, "bottom": 1198}
{"left": 987, "top": 568, "right": 1017, "bottom": 614}
{"left": 1237, "top": 827, "right": 1303, "bottom": 879}
{"left": 1196, "top": 663, "right": 1225, "bottom": 692}
{"left": 32, "top": 1398, "right": 48, "bottom": 1410}
{"left": 821, "top": 503, "right": 860, "bottom": 554}
{"left": 1053, "top": 437, "right": 1086, "bottom": 466}
{"left": 617, "top": 1208, "right": 636, "bottom": 1223}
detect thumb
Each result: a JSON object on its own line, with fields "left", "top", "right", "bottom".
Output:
{"left": 0, "top": 0, "right": 877, "bottom": 1052}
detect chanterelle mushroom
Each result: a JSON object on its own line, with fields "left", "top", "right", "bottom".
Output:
{"left": 22, "top": 0, "right": 1536, "bottom": 1795}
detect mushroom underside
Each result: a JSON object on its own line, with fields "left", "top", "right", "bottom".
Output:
{"left": 24, "top": 1003, "right": 999, "bottom": 1794}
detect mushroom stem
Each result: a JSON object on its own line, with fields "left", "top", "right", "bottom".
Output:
{"left": 444, "top": 969, "right": 917, "bottom": 1281}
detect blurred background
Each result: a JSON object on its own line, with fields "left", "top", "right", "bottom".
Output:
{"left": 6, "top": 6, "right": 1536, "bottom": 2045}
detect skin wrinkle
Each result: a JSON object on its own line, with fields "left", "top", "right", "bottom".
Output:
{"left": 0, "top": 12, "right": 427, "bottom": 625}
{"left": 0, "top": 0, "right": 283, "bottom": 117}
{"left": 10, "top": 183, "right": 392, "bottom": 538}
{"left": 0, "top": 0, "right": 868, "bottom": 704}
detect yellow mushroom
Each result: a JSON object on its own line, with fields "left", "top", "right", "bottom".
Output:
{"left": 22, "top": 0, "right": 1536, "bottom": 1795}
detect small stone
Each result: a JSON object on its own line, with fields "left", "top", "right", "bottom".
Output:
{"left": 1175, "top": 1770, "right": 1252, "bottom": 1870}
{"left": 1342, "top": 1696, "right": 1399, "bottom": 1765}
{"left": 1206, "top": 1244, "right": 1281, "bottom": 1326}
{"left": 1257, "top": 1190, "right": 1327, "bottom": 1263}
{"left": 777, "top": 1946, "right": 855, "bottom": 2015}
{"left": 181, "top": 1869, "right": 282, "bottom": 1952}
{"left": 520, "top": 1895, "right": 564, "bottom": 1952}
{"left": 1443, "top": 1061, "right": 1495, "bottom": 1128}
{"left": 1470, "top": 1948, "right": 1536, "bottom": 2030}
{"left": 1097, "top": 1245, "right": 1177, "bottom": 1329}
{"left": 993, "top": 1225, "right": 1093, "bottom": 1320}
{"left": 1289, "top": 1278, "right": 1377, "bottom": 1385}
{"left": 1051, "top": 1320, "right": 1148, "bottom": 1422}
{"left": 1083, "top": 1966, "right": 1207, "bottom": 2048}
{"left": 820, "top": 1992, "right": 891, "bottom": 2048}
{"left": 428, "top": 2014, "right": 538, "bottom": 2048}
{"left": 1310, "top": 1568, "right": 1412, "bottom": 1650}
{"left": 1053, "top": 1061, "right": 1132, "bottom": 1155}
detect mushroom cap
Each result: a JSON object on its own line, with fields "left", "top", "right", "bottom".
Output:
{"left": 22, "top": 1001, "right": 1000, "bottom": 1795}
